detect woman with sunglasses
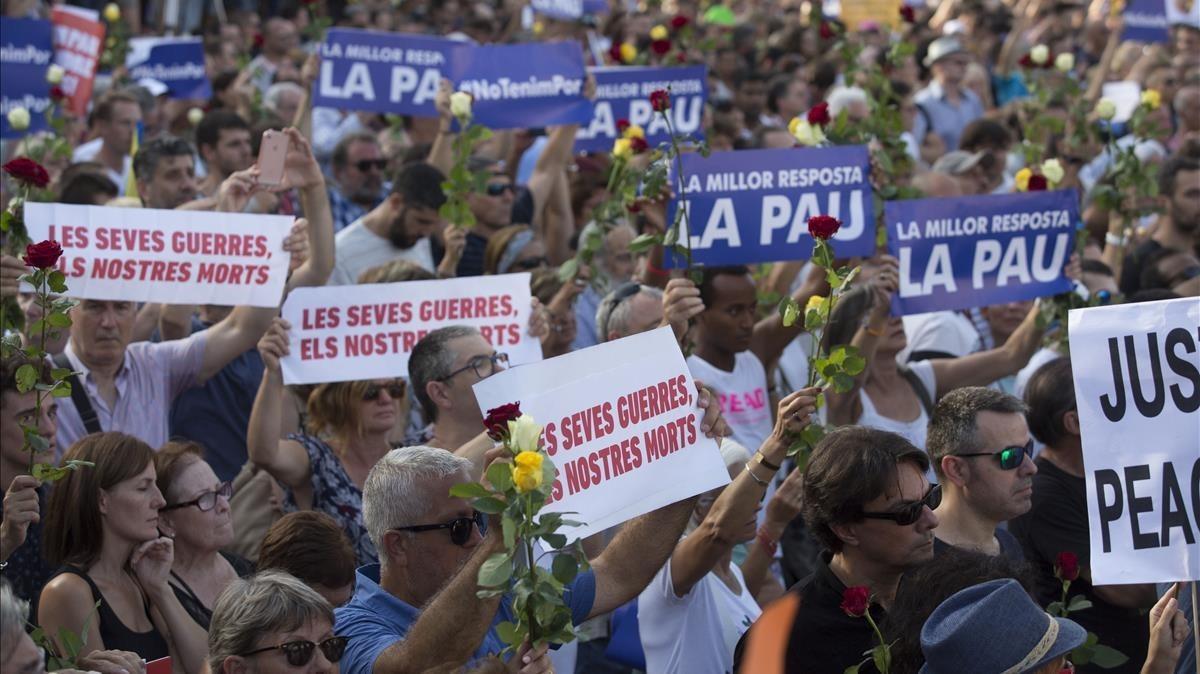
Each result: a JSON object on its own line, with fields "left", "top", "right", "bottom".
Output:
{"left": 249, "top": 318, "right": 408, "bottom": 565}
{"left": 38, "top": 433, "right": 209, "bottom": 674}
{"left": 208, "top": 570, "right": 348, "bottom": 674}
{"left": 154, "top": 441, "right": 254, "bottom": 630}
{"left": 483, "top": 225, "right": 550, "bottom": 275}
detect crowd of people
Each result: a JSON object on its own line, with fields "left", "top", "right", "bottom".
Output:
{"left": 1, "top": 0, "right": 1198, "bottom": 672}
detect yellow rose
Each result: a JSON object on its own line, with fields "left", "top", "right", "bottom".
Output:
{"left": 791, "top": 119, "right": 825, "bottom": 147}
{"left": 1140, "top": 89, "right": 1161, "bottom": 111}
{"left": 532, "top": 20, "right": 545, "bottom": 36}
{"left": 1095, "top": 98, "right": 1117, "bottom": 121}
{"left": 787, "top": 117, "right": 801, "bottom": 137}
{"left": 103, "top": 3, "right": 121, "bottom": 22}
{"left": 1014, "top": 167, "right": 1032, "bottom": 192}
{"left": 650, "top": 25, "right": 669, "bottom": 40}
{"left": 507, "top": 414, "right": 543, "bottom": 454}
{"left": 805, "top": 295, "right": 826, "bottom": 315}
{"left": 511, "top": 451, "right": 544, "bottom": 493}
{"left": 612, "top": 137, "right": 633, "bottom": 159}
{"left": 1040, "top": 158, "right": 1064, "bottom": 185}
{"left": 619, "top": 42, "right": 637, "bottom": 64}
{"left": 623, "top": 124, "right": 645, "bottom": 140}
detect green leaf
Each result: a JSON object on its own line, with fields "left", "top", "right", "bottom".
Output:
{"left": 543, "top": 533, "right": 567, "bottom": 550}
{"left": 628, "top": 233, "right": 662, "bottom": 253}
{"left": 831, "top": 373, "right": 855, "bottom": 393}
{"left": 14, "top": 364, "right": 37, "bottom": 392}
{"left": 551, "top": 554, "right": 579, "bottom": 584}
{"left": 486, "top": 461, "right": 513, "bottom": 493}
{"left": 556, "top": 257, "right": 580, "bottom": 283}
{"left": 844, "top": 664, "right": 862, "bottom": 674}
{"left": 1087, "top": 644, "right": 1128, "bottom": 668}
{"left": 779, "top": 297, "right": 800, "bottom": 327}
{"left": 843, "top": 355, "right": 866, "bottom": 376}
{"left": 502, "top": 514, "right": 516, "bottom": 549}
{"left": 478, "top": 552, "right": 513, "bottom": 587}
{"left": 1066, "top": 595, "right": 1093, "bottom": 612}
{"left": 494, "top": 620, "right": 522, "bottom": 647}
{"left": 473, "top": 496, "right": 508, "bottom": 514}
{"left": 871, "top": 645, "right": 891, "bottom": 674}
{"left": 47, "top": 312, "right": 70, "bottom": 328}
{"left": 449, "top": 482, "right": 491, "bottom": 499}
{"left": 50, "top": 380, "right": 71, "bottom": 398}
{"left": 47, "top": 270, "right": 67, "bottom": 294}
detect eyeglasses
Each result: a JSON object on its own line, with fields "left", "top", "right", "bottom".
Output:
{"left": 439, "top": 352, "right": 508, "bottom": 381}
{"left": 485, "top": 183, "right": 515, "bottom": 196}
{"left": 354, "top": 159, "right": 387, "bottom": 172}
{"left": 860, "top": 484, "right": 941, "bottom": 526}
{"left": 161, "top": 481, "right": 233, "bottom": 512}
{"left": 391, "top": 510, "right": 485, "bottom": 546}
{"left": 242, "top": 636, "right": 349, "bottom": 667}
{"left": 363, "top": 382, "right": 406, "bottom": 402}
{"left": 600, "top": 281, "right": 643, "bottom": 337}
{"left": 511, "top": 256, "right": 548, "bottom": 271}
{"left": 956, "top": 439, "right": 1035, "bottom": 471}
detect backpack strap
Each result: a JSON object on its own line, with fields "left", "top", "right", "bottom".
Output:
{"left": 899, "top": 364, "right": 936, "bottom": 416}
{"left": 52, "top": 351, "right": 102, "bottom": 435}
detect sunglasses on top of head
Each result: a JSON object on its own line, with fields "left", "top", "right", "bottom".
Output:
{"left": 860, "top": 483, "right": 942, "bottom": 526}
{"left": 241, "top": 636, "right": 350, "bottom": 667}
{"left": 956, "top": 439, "right": 1035, "bottom": 471}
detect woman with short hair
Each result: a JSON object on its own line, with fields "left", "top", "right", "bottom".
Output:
{"left": 257, "top": 511, "right": 357, "bottom": 607}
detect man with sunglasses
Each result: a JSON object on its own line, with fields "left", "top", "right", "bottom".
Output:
{"left": 926, "top": 387, "right": 1033, "bottom": 561}
{"left": 737, "top": 426, "right": 939, "bottom": 673}
{"left": 328, "top": 132, "right": 390, "bottom": 232}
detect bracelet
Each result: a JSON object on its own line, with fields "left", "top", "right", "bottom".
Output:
{"left": 754, "top": 452, "right": 781, "bottom": 471}
{"left": 744, "top": 462, "right": 769, "bottom": 487}
{"left": 756, "top": 527, "right": 778, "bottom": 556}
{"left": 1104, "top": 232, "right": 1127, "bottom": 247}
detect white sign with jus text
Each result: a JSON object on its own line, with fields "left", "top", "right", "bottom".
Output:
{"left": 1068, "top": 297, "right": 1200, "bottom": 585}
{"left": 25, "top": 203, "right": 293, "bottom": 307}
{"left": 473, "top": 327, "right": 731, "bottom": 540}
{"left": 279, "top": 273, "right": 541, "bottom": 384}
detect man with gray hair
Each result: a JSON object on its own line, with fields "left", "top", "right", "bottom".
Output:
{"left": 336, "top": 445, "right": 706, "bottom": 672}
{"left": 927, "top": 386, "right": 1033, "bottom": 560}
{"left": 264, "top": 81, "right": 306, "bottom": 126}
{"left": 571, "top": 222, "right": 637, "bottom": 350}
{"left": 594, "top": 282, "right": 665, "bottom": 344}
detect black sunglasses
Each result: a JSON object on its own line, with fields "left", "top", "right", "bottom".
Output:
{"left": 485, "top": 183, "right": 515, "bottom": 196}
{"left": 861, "top": 484, "right": 941, "bottom": 526}
{"left": 391, "top": 510, "right": 485, "bottom": 546}
{"left": 439, "top": 352, "right": 508, "bottom": 382}
{"left": 354, "top": 159, "right": 387, "bottom": 172}
{"left": 161, "top": 481, "right": 233, "bottom": 512}
{"left": 512, "top": 256, "right": 549, "bottom": 271}
{"left": 242, "top": 636, "right": 349, "bottom": 667}
{"left": 363, "top": 382, "right": 406, "bottom": 402}
{"left": 957, "top": 439, "right": 1035, "bottom": 471}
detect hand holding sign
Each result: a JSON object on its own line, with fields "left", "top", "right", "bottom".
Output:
{"left": 258, "top": 317, "right": 291, "bottom": 372}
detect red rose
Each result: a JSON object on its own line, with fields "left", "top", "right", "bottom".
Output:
{"left": 841, "top": 586, "right": 870, "bottom": 617}
{"left": 608, "top": 42, "right": 623, "bottom": 63}
{"left": 626, "top": 201, "right": 642, "bottom": 214}
{"left": 49, "top": 85, "right": 67, "bottom": 102}
{"left": 3, "top": 157, "right": 51, "bottom": 189}
{"left": 483, "top": 402, "right": 522, "bottom": 441}
{"left": 676, "top": 52, "right": 688, "bottom": 64}
{"left": 649, "top": 89, "right": 671, "bottom": 112}
{"left": 1027, "top": 174, "right": 1048, "bottom": 191}
{"left": 629, "top": 136, "right": 649, "bottom": 153}
{"left": 670, "top": 14, "right": 689, "bottom": 29}
{"left": 22, "top": 240, "right": 63, "bottom": 270}
{"left": 807, "top": 214, "right": 842, "bottom": 240}
{"left": 899, "top": 5, "right": 916, "bottom": 23}
{"left": 616, "top": 118, "right": 630, "bottom": 134}
{"left": 819, "top": 22, "right": 836, "bottom": 40}
{"left": 807, "top": 101, "right": 831, "bottom": 126}
{"left": 253, "top": 32, "right": 265, "bottom": 50}
{"left": 1055, "top": 552, "right": 1080, "bottom": 582}
{"left": 651, "top": 39, "right": 671, "bottom": 56}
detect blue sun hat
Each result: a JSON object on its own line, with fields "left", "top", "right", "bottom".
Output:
{"left": 919, "top": 579, "right": 1087, "bottom": 674}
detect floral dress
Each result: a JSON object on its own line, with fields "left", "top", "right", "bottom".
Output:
{"left": 281, "top": 434, "right": 379, "bottom": 565}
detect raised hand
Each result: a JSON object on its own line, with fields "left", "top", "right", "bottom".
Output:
{"left": 0, "top": 475, "right": 40, "bottom": 561}
{"left": 257, "top": 318, "right": 292, "bottom": 372}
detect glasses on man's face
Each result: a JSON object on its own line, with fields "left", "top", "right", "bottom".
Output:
{"left": 860, "top": 484, "right": 941, "bottom": 526}
{"left": 439, "top": 352, "right": 508, "bottom": 382}
{"left": 391, "top": 510, "right": 485, "bottom": 546}
{"left": 354, "top": 159, "right": 387, "bottom": 173}
{"left": 161, "top": 481, "right": 233, "bottom": 512}
{"left": 956, "top": 439, "right": 1035, "bottom": 471}
{"left": 485, "top": 182, "right": 515, "bottom": 197}
{"left": 363, "top": 381, "right": 406, "bottom": 402}
{"left": 242, "top": 636, "right": 349, "bottom": 667}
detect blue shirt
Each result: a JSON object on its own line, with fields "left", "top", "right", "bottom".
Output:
{"left": 328, "top": 183, "right": 386, "bottom": 234}
{"left": 913, "top": 80, "right": 985, "bottom": 151}
{"left": 570, "top": 285, "right": 602, "bottom": 351}
{"left": 335, "top": 564, "right": 596, "bottom": 673}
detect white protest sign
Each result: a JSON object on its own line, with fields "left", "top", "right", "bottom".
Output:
{"left": 25, "top": 203, "right": 292, "bottom": 307}
{"left": 1100, "top": 81, "right": 1142, "bottom": 124}
{"left": 473, "top": 327, "right": 730, "bottom": 540}
{"left": 1068, "top": 297, "right": 1200, "bottom": 585}
{"left": 279, "top": 273, "right": 541, "bottom": 385}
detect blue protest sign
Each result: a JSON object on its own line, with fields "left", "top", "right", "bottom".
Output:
{"left": 886, "top": 191, "right": 1079, "bottom": 316}
{"left": 575, "top": 66, "right": 706, "bottom": 152}
{"left": 126, "top": 36, "right": 211, "bottom": 99}
{"left": 531, "top": 0, "right": 608, "bottom": 19}
{"left": 1122, "top": 0, "right": 1170, "bottom": 42}
{"left": 0, "top": 18, "right": 53, "bottom": 139}
{"left": 664, "top": 146, "right": 875, "bottom": 267}
{"left": 449, "top": 41, "right": 592, "bottom": 130}
{"left": 315, "top": 29, "right": 454, "bottom": 118}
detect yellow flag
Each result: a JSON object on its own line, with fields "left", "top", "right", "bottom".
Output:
{"left": 124, "top": 121, "right": 141, "bottom": 199}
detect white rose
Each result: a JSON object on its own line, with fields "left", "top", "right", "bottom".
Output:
{"left": 187, "top": 107, "right": 204, "bottom": 126}
{"left": 7, "top": 107, "right": 30, "bottom": 131}
{"left": 449, "top": 91, "right": 472, "bottom": 120}
{"left": 1054, "top": 52, "right": 1074, "bottom": 72}
{"left": 1095, "top": 98, "right": 1117, "bottom": 121}
{"left": 1041, "top": 158, "right": 1065, "bottom": 185}
{"left": 791, "top": 119, "right": 826, "bottom": 147}
{"left": 507, "top": 414, "right": 543, "bottom": 454}
{"left": 46, "top": 65, "right": 65, "bottom": 85}
{"left": 1030, "top": 44, "right": 1049, "bottom": 65}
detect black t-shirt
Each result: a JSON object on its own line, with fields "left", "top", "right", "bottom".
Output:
{"left": 933, "top": 527, "right": 1026, "bottom": 563}
{"left": 1118, "top": 239, "right": 1164, "bottom": 295}
{"left": 736, "top": 553, "right": 885, "bottom": 673}
{"left": 1009, "top": 457, "right": 1149, "bottom": 674}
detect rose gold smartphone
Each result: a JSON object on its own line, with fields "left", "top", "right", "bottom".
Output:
{"left": 257, "top": 130, "right": 287, "bottom": 186}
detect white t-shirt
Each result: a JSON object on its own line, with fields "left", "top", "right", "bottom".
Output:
{"left": 329, "top": 218, "right": 434, "bottom": 285}
{"left": 686, "top": 351, "right": 773, "bottom": 454}
{"left": 858, "top": 358, "right": 936, "bottom": 450}
{"left": 638, "top": 556, "right": 762, "bottom": 674}
{"left": 899, "top": 311, "right": 980, "bottom": 363}
{"left": 71, "top": 139, "right": 131, "bottom": 191}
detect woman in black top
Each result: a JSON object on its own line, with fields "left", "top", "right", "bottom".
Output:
{"left": 154, "top": 441, "right": 254, "bottom": 629}
{"left": 38, "top": 433, "right": 209, "bottom": 674}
